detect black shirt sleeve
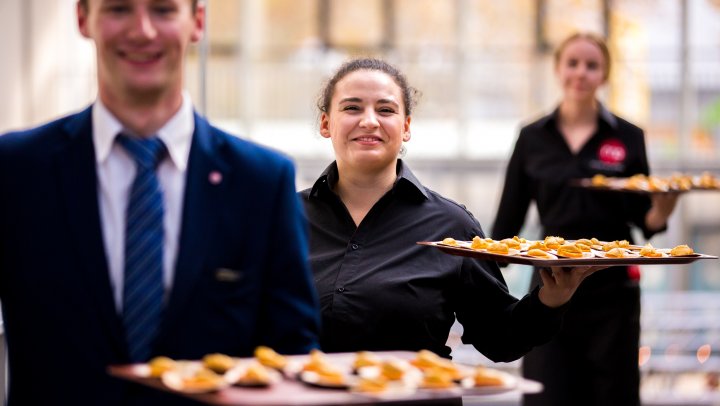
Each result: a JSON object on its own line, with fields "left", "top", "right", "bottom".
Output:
{"left": 454, "top": 216, "right": 565, "bottom": 362}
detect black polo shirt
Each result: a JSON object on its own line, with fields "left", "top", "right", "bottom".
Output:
{"left": 492, "top": 105, "right": 654, "bottom": 243}
{"left": 299, "top": 160, "right": 564, "bottom": 361}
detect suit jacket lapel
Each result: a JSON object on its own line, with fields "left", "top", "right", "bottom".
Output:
{"left": 161, "top": 114, "right": 228, "bottom": 334}
{"left": 58, "top": 108, "right": 126, "bottom": 354}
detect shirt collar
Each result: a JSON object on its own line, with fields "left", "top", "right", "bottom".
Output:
{"left": 539, "top": 101, "right": 618, "bottom": 130}
{"left": 92, "top": 92, "right": 195, "bottom": 171}
{"left": 309, "top": 159, "right": 429, "bottom": 201}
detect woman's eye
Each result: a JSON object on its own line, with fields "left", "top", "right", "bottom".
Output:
{"left": 153, "top": 6, "right": 176, "bottom": 15}
{"left": 379, "top": 108, "right": 396, "bottom": 114}
{"left": 105, "top": 5, "right": 130, "bottom": 13}
{"left": 342, "top": 105, "right": 360, "bottom": 111}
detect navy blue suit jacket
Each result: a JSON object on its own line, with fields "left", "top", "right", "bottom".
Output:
{"left": 0, "top": 107, "right": 320, "bottom": 405}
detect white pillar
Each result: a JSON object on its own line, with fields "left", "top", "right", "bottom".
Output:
{"left": 0, "top": 0, "right": 26, "bottom": 132}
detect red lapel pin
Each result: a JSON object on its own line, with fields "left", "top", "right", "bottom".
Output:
{"left": 208, "top": 171, "right": 223, "bottom": 185}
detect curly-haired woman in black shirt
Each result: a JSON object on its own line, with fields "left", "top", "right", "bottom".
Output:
{"left": 299, "top": 57, "right": 605, "bottom": 366}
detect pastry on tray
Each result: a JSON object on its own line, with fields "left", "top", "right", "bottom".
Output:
{"left": 556, "top": 243, "right": 584, "bottom": 258}
{"left": 670, "top": 244, "right": 694, "bottom": 256}
{"left": 486, "top": 242, "right": 510, "bottom": 255}
{"left": 202, "top": 353, "right": 236, "bottom": 374}
{"left": 254, "top": 346, "right": 287, "bottom": 370}
{"left": 148, "top": 356, "right": 178, "bottom": 378}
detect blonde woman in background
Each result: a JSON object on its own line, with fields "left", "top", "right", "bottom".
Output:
{"left": 492, "top": 33, "right": 678, "bottom": 406}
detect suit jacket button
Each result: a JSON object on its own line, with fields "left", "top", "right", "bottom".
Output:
{"left": 336, "top": 287, "right": 345, "bottom": 293}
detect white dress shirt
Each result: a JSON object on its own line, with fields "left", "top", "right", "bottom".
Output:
{"left": 93, "top": 94, "right": 194, "bottom": 313}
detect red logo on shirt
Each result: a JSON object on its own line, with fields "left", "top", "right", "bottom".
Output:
{"left": 598, "top": 139, "right": 626, "bottom": 164}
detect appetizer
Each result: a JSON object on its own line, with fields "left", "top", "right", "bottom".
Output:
{"left": 441, "top": 237, "right": 459, "bottom": 246}
{"left": 354, "top": 351, "right": 382, "bottom": 370}
{"left": 254, "top": 346, "right": 287, "bottom": 369}
{"left": 470, "top": 236, "right": 490, "bottom": 250}
{"left": 473, "top": 367, "right": 507, "bottom": 387}
{"left": 556, "top": 243, "right": 583, "bottom": 258}
{"left": 148, "top": 356, "right": 178, "bottom": 378}
{"left": 420, "top": 367, "right": 455, "bottom": 389}
{"left": 670, "top": 244, "right": 694, "bottom": 256}
{"left": 526, "top": 249, "right": 554, "bottom": 259}
{"left": 487, "top": 242, "right": 509, "bottom": 255}
{"left": 202, "top": 353, "right": 235, "bottom": 374}
{"left": 639, "top": 244, "right": 663, "bottom": 258}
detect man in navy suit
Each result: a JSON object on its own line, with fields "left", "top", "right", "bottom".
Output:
{"left": 0, "top": 0, "right": 320, "bottom": 404}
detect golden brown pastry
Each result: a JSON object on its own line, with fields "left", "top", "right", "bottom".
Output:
{"left": 354, "top": 376, "right": 388, "bottom": 393}
{"left": 527, "top": 241, "right": 550, "bottom": 251}
{"left": 698, "top": 172, "right": 718, "bottom": 188}
{"left": 625, "top": 174, "right": 648, "bottom": 190}
{"left": 574, "top": 242, "right": 592, "bottom": 252}
{"left": 500, "top": 238, "right": 521, "bottom": 249}
{"left": 300, "top": 350, "right": 345, "bottom": 385}
{"left": 148, "top": 356, "right": 177, "bottom": 378}
{"left": 575, "top": 238, "right": 593, "bottom": 247}
{"left": 605, "top": 247, "right": 626, "bottom": 258}
{"left": 669, "top": 174, "right": 693, "bottom": 191}
{"left": 353, "top": 351, "right": 381, "bottom": 370}
{"left": 411, "top": 349, "right": 441, "bottom": 369}
{"left": 202, "top": 353, "right": 236, "bottom": 374}
{"left": 639, "top": 244, "right": 663, "bottom": 258}
{"left": 603, "top": 240, "right": 630, "bottom": 251}
{"left": 591, "top": 174, "right": 609, "bottom": 186}
{"left": 421, "top": 367, "right": 455, "bottom": 389}
{"left": 380, "top": 359, "right": 411, "bottom": 381}
{"left": 441, "top": 237, "right": 459, "bottom": 246}
{"left": 236, "top": 362, "right": 272, "bottom": 386}
{"left": 487, "top": 242, "right": 510, "bottom": 254}
{"left": 470, "top": 236, "right": 489, "bottom": 250}
{"left": 527, "top": 249, "right": 553, "bottom": 259}
{"left": 314, "top": 364, "right": 346, "bottom": 386}
{"left": 410, "top": 350, "right": 464, "bottom": 380}
{"left": 670, "top": 244, "right": 694, "bottom": 256}
{"left": 647, "top": 176, "right": 669, "bottom": 192}
{"left": 543, "top": 236, "right": 565, "bottom": 250}
{"left": 473, "top": 367, "right": 506, "bottom": 387}
{"left": 254, "top": 346, "right": 287, "bottom": 369}
{"left": 181, "top": 368, "right": 225, "bottom": 391}
{"left": 556, "top": 244, "right": 583, "bottom": 258}
{"left": 301, "top": 349, "right": 329, "bottom": 372}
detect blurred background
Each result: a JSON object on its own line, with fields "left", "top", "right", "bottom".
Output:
{"left": 1, "top": 0, "right": 719, "bottom": 403}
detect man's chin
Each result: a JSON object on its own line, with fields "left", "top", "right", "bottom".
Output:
{"left": 122, "top": 82, "right": 171, "bottom": 101}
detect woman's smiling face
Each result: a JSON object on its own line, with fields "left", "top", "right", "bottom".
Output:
{"left": 555, "top": 37, "right": 608, "bottom": 103}
{"left": 320, "top": 69, "right": 411, "bottom": 174}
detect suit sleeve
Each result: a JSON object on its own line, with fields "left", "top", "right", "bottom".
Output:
{"left": 492, "top": 130, "right": 533, "bottom": 240}
{"left": 257, "top": 160, "right": 321, "bottom": 354}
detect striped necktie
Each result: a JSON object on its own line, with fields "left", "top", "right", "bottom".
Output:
{"left": 116, "top": 134, "right": 167, "bottom": 363}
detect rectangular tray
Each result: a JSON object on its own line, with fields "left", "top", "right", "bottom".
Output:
{"left": 108, "top": 351, "right": 531, "bottom": 405}
{"left": 417, "top": 242, "right": 718, "bottom": 267}
{"left": 570, "top": 178, "right": 719, "bottom": 195}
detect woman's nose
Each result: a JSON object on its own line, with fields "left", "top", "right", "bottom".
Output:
{"left": 359, "top": 109, "right": 379, "bottom": 128}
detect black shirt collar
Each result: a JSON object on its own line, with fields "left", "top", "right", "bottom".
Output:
{"left": 309, "top": 159, "right": 429, "bottom": 201}
{"left": 538, "top": 102, "right": 618, "bottom": 130}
